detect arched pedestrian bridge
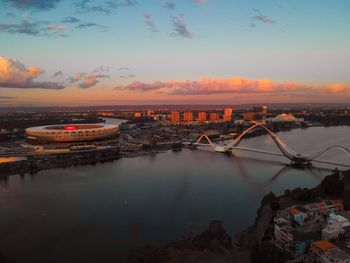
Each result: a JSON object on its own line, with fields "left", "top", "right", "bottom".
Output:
{"left": 187, "top": 123, "right": 350, "bottom": 166}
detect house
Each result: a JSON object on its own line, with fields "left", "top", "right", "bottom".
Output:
{"left": 322, "top": 214, "right": 350, "bottom": 240}
{"left": 304, "top": 200, "right": 344, "bottom": 220}
{"left": 309, "top": 240, "right": 336, "bottom": 262}
{"left": 323, "top": 247, "right": 350, "bottom": 263}
{"left": 274, "top": 222, "right": 294, "bottom": 250}
{"left": 274, "top": 218, "right": 321, "bottom": 254}
{"left": 291, "top": 222, "right": 321, "bottom": 254}
{"left": 329, "top": 213, "right": 350, "bottom": 228}
{"left": 289, "top": 207, "right": 307, "bottom": 226}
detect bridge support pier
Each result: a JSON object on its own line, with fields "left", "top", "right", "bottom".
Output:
{"left": 290, "top": 160, "right": 312, "bottom": 168}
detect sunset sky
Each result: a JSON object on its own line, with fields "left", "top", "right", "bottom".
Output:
{"left": 1, "top": 0, "right": 350, "bottom": 106}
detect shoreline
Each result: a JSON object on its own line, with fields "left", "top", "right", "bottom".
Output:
{"left": 0, "top": 146, "right": 176, "bottom": 177}
{"left": 1, "top": 124, "right": 349, "bottom": 177}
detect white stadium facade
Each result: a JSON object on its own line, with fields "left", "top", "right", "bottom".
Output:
{"left": 26, "top": 123, "right": 119, "bottom": 142}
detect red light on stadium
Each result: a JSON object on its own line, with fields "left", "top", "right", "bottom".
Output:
{"left": 64, "top": 125, "right": 76, "bottom": 130}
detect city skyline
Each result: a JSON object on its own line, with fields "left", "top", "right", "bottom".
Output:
{"left": 1, "top": 0, "right": 350, "bottom": 106}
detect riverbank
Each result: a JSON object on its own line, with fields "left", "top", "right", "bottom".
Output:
{"left": 0, "top": 143, "right": 181, "bottom": 177}
{"left": 0, "top": 123, "right": 345, "bottom": 177}
{"left": 126, "top": 169, "right": 350, "bottom": 263}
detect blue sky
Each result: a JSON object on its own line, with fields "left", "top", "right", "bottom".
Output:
{"left": 0, "top": 0, "right": 350, "bottom": 106}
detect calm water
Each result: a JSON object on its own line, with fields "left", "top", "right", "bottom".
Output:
{"left": 0, "top": 126, "right": 350, "bottom": 263}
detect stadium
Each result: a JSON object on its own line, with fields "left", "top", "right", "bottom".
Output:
{"left": 26, "top": 123, "right": 119, "bottom": 142}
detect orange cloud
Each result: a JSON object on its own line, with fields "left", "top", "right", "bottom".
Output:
{"left": 27, "top": 66, "right": 44, "bottom": 78}
{"left": 47, "top": 25, "right": 66, "bottom": 30}
{"left": 76, "top": 73, "right": 109, "bottom": 89}
{"left": 325, "top": 83, "right": 346, "bottom": 93}
{"left": 119, "top": 77, "right": 350, "bottom": 98}
{"left": 0, "top": 55, "right": 64, "bottom": 89}
{"left": 119, "top": 77, "right": 308, "bottom": 95}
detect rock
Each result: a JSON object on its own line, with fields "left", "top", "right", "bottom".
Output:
{"left": 261, "top": 192, "right": 276, "bottom": 206}
{"left": 127, "top": 220, "right": 243, "bottom": 263}
{"left": 190, "top": 220, "right": 232, "bottom": 252}
{"left": 319, "top": 172, "right": 344, "bottom": 195}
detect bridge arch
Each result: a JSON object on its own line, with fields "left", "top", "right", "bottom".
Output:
{"left": 225, "top": 123, "right": 299, "bottom": 161}
{"left": 195, "top": 134, "right": 216, "bottom": 146}
{"left": 308, "top": 146, "right": 350, "bottom": 160}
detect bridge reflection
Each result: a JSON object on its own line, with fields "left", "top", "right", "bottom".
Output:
{"left": 224, "top": 153, "right": 329, "bottom": 194}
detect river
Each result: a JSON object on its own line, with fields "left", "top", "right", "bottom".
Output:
{"left": 0, "top": 126, "right": 349, "bottom": 262}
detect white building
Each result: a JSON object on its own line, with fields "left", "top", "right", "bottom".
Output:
{"left": 322, "top": 214, "right": 350, "bottom": 240}
{"left": 323, "top": 247, "right": 350, "bottom": 263}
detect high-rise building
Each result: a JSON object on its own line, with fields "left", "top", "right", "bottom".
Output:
{"left": 170, "top": 111, "right": 180, "bottom": 123}
{"left": 183, "top": 112, "right": 193, "bottom": 122}
{"left": 223, "top": 107, "right": 233, "bottom": 122}
{"left": 243, "top": 112, "right": 255, "bottom": 121}
{"left": 210, "top": 113, "right": 220, "bottom": 122}
{"left": 147, "top": 110, "right": 155, "bottom": 117}
{"left": 134, "top": 112, "right": 142, "bottom": 118}
{"left": 198, "top": 112, "right": 207, "bottom": 122}
{"left": 262, "top": 106, "right": 268, "bottom": 117}
{"left": 253, "top": 105, "right": 268, "bottom": 120}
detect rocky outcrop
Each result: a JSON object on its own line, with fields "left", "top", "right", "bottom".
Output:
{"left": 127, "top": 169, "right": 350, "bottom": 263}
{"left": 127, "top": 220, "right": 250, "bottom": 263}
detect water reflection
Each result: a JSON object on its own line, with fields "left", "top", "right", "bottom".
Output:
{"left": 224, "top": 152, "right": 333, "bottom": 194}
{"left": 230, "top": 154, "right": 267, "bottom": 194}
{"left": 0, "top": 175, "right": 9, "bottom": 187}
{"left": 262, "top": 165, "right": 326, "bottom": 187}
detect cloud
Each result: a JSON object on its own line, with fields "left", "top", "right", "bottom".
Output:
{"left": 78, "top": 74, "right": 109, "bottom": 89}
{"left": 0, "top": 20, "right": 67, "bottom": 36}
{"left": 0, "top": 56, "right": 110, "bottom": 90}
{"left": 92, "top": 65, "right": 112, "bottom": 73}
{"left": 163, "top": 1, "right": 175, "bottom": 11}
{"left": 251, "top": 9, "right": 276, "bottom": 27}
{"left": 194, "top": 0, "right": 206, "bottom": 4}
{"left": 119, "top": 67, "right": 129, "bottom": 70}
{"left": 119, "top": 74, "right": 136, "bottom": 78}
{"left": 171, "top": 15, "right": 193, "bottom": 39}
{"left": 76, "top": 22, "right": 108, "bottom": 32}
{"left": 75, "top": 0, "right": 137, "bottom": 15}
{"left": 47, "top": 25, "right": 66, "bottom": 30}
{"left": 0, "top": 96, "right": 16, "bottom": 99}
{"left": 254, "top": 15, "right": 275, "bottom": 24}
{"left": 65, "top": 72, "right": 109, "bottom": 89}
{"left": 62, "top": 16, "right": 80, "bottom": 23}
{"left": 0, "top": 55, "right": 64, "bottom": 89}
{"left": 117, "top": 77, "right": 350, "bottom": 97}
{"left": 62, "top": 17, "right": 108, "bottom": 32}
{"left": 4, "top": 0, "right": 62, "bottom": 11}
{"left": 143, "top": 13, "right": 158, "bottom": 33}
{"left": 325, "top": 83, "right": 346, "bottom": 94}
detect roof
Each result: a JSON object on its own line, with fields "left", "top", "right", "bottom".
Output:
{"left": 329, "top": 213, "right": 349, "bottom": 224}
{"left": 339, "top": 211, "right": 350, "bottom": 220}
{"left": 26, "top": 123, "right": 118, "bottom": 132}
{"left": 272, "top": 113, "right": 298, "bottom": 122}
{"left": 316, "top": 201, "right": 327, "bottom": 212}
{"left": 292, "top": 223, "right": 321, "bottom": 242}
{"left": 289, "top": 208, "right": 302, "bottom": 216}
{"left": 332, "top": 200, "right": 343, "bottom": 208}
{"left": 326, "top": 248, "right": 350, "bottom": 260}
{"left": 296, "top": 206, "right": 308, "bottom": 213}
{"left": 312, "top": 240, "right": 336, "bottom": 251}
